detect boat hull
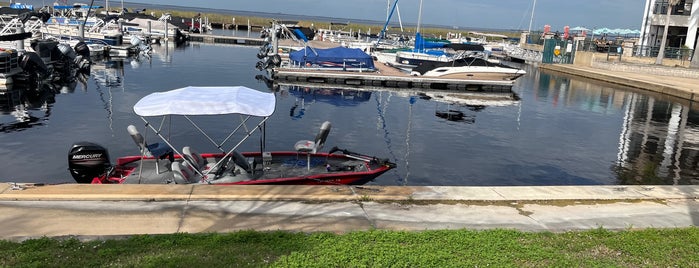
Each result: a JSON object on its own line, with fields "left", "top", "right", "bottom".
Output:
{"left": 422, "top": 69, "right": 526, "bottom": 81}
{"left": 94, "top": 151, "right": 395, "bottom": 186}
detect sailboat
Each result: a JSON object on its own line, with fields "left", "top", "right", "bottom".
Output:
{"left": 376, "top": 0, "right": 471, "bottom": 71}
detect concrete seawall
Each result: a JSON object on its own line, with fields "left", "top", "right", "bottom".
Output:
{"left": 539, "top": 64, "right": 699, "bottom": 102}
{"left": 0, "top": 184, "right": 697, "bottom": 241}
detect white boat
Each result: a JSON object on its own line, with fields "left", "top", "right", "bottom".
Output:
{"left": 410, "top": 57, "right": 526, "bottom": 81}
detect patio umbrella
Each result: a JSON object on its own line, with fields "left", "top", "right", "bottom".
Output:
{"left": 592, "top": 28, "right": 611, "bottom": 35}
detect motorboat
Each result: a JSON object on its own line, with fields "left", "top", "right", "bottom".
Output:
{"left": 410, "top": 56, "right": 526, "bottom": 81}
{"left": 68, "top": 86, "right": 396, "bottom": 185}
{"left": 285, "top": 46, "right": 376, "bottom": 72}
{"left": 376, "top": 43, "right": 490, "bottom": 72}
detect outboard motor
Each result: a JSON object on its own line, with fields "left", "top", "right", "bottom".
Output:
{"left": 74, "top": 41, "right": 91, "bottom": 59}
{"left": 19, "top": 52, "right": 49, "bottom": 76}
{"left": 130, "top": 35, "right": 143, "bottom": 46}
{"left": 68, "top": 142, "right": 111, "bottom": 183}
{"left": 271, "top": 54, "right": 282, "bottom": 67}
{"left": 57, "top": 43, "right": 77, "bottom": 61}
{"left": 130, "top": 35, "right": 152, "bottom": 55}
{"left": 73, "top": 41, "right": 92, "bottom": 71}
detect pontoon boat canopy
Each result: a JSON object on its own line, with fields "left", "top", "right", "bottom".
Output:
{"left": 133, "top": 86, "right": 276, "bottom": 117}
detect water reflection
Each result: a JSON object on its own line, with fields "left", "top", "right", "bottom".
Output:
{"left": 615, "top": 95, "right": 699, "bottom": 185}
{"left": 538, "top": 68, "right": 699, "bottom": 185}
{"left": 0, "top": 49, "right": 135, "bottom": 133}
{"left": 0, "top": 70, "right": 88, "bottom": 133}
{"left": 284, "top": 86, "right": 372, "bottom": 120}
{"left": 0, "top": 86, "right": 52, "bottom": 133}
{"left": 272, "top": 82, "right": 522, "bottom": 186}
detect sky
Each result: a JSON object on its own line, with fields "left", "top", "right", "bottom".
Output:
{"left": 20, "top": 0, "right": 646, "bottom": 31}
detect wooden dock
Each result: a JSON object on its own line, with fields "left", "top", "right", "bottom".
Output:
{"left": 272, "top": 62, "right": 516, "bottom": 92}
{"left": 188, "top": 34, "right": 266, "bottom": 46}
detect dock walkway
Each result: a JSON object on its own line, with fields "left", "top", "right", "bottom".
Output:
{"left": 0, "top": 184, "right": 697, "bottom": 240}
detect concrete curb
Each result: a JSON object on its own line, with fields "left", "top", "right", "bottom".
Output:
{"left": 1, "top": 184, "right": 697, "bottom": 202}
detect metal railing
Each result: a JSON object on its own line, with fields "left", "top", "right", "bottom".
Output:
{"left": 653, "top": 1, "right": 692, "bottom": 16}
{"left": 576, "top": 39, "right": 694, "bottom": 61}
{"left": 633, "top": 45, "right": 694, "bottom": 62}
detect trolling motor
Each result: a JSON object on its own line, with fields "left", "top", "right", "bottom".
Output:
{"left": 328, "top": 146, "right": 396, "bottom": 168}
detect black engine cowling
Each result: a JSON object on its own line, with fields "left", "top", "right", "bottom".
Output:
{"left": 19, "top": 51, "right": 49, "bottom": 77}
{"left": 68, "top": 142, "right": 111, "bottom": 183}
{"left": 74, "top": 41, "right": 91, "bottom": 59}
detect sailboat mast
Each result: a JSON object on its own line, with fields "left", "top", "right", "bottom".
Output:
{"left": 387, "top": 0, "right": 390, "bottom": 22}
{"left": 396, "top": 5, "right": 403, "bottom": 32}
{"left": 416, "top": 0, "right": 423, "bottom": 33}
{"left": 527, "top": 0, "right": 537, "bottom": 33}
{"left": 378, "top": 0, "right": 399, "bottom": 40}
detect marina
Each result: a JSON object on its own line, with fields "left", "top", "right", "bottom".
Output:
{"left": 0, "top": 42, "right": 697, "bottom": 186}
{"left": 0, "top": 1, "right": 696, "bottom": 187}
{"left": 0, "top": 2, "right": 697, "bottom": 255}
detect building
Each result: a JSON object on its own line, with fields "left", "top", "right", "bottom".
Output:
{"left": 640, "top": 0, "right": 699, "bottom": 52}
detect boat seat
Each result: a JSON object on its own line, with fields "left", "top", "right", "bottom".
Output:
{"left": 127, "top": 125, "right": 174, "bottom": 174}
{"left": 294, "top": 121, "right": 331, "bottom": 170}
{"left": 171, "top": 161, "right": 202, "bottom": 184}
{"left": 182, "top": 146, "right": 216, "bottom": 172}
{"left": 183, "top": 146, "right": 252, "bottom": 175}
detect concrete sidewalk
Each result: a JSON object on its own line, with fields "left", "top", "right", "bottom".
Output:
{"left": 0, "top": 184, "right": 697, "bottom": 241}
{"left": 539, "top": 64, "right": 699, "bottom": 102}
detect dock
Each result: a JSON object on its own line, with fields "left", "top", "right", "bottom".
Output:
{"left": 272, "top": 62, "right": 517, "bottom": 92}
{"left": 187, "top": 33, "right": 266, "bottom": 46}
{"left": 184, "top": 34, "right": 517, "bottom": 91}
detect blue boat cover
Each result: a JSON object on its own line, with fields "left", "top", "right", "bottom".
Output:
{"left": 289, "top": 46, "right": 375, "bottom": 70}
{"left": 414, "top": 32, "right": 447, "bottom": 51}
{"left": 10, "top": 3, "right": 33, "bottom": 10}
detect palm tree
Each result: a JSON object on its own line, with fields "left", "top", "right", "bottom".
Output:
{"left": 655, "top": 0, "right": 680, "bottom": 65}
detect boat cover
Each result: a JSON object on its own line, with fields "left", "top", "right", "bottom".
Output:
{"left": 289, "top": 46, "right": 375, "bottom": 69}
{"left": 414, "top": 32, "right": 447, "bottom": 51}
{"left": 133, "top": 86, "right": 276, "bottom": 117}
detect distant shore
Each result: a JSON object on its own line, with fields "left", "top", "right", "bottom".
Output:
{"left": 4, "top": 0, "right": 522, "bottom": 39}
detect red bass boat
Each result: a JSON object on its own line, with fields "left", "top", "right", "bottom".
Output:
{"left": 68, "top": 86, "right": 396, "bottom": 185}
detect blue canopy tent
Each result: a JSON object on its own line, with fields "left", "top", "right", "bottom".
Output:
{"left": 289, "top": 46, "right": 375, "bottom": 71}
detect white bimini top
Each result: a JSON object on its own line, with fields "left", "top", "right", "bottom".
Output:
{"left": 133, "top": 86, "right": 276, "bottom": 117}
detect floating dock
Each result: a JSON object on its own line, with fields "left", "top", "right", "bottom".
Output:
{"left": 186, "top": 34, "right": 517, "bottom": 92}
{"left": 272, "top": 62, "right": 516, "bottom": 92}
{"left": 188, "top": 34, "right": 266, "bottom": 46}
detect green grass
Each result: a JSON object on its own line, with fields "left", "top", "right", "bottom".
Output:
{"left": 1, "top": 228, "right": 697, "bottom": 267}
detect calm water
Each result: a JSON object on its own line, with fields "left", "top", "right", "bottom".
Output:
{"left": 1, "top": 42, "right": 697, "bottom": 186}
